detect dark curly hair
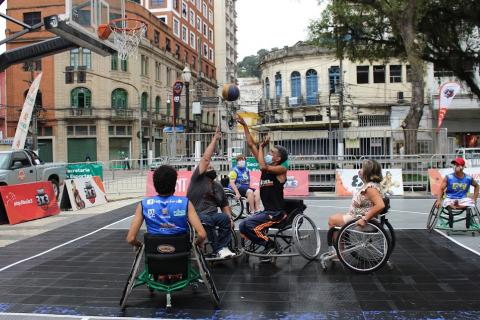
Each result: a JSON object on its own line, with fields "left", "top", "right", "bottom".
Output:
{"left": 361, "top": 159, "right": 383, "bottom": 183}
{"left": 153, "top": 165, "right": 177, "bottom": 195}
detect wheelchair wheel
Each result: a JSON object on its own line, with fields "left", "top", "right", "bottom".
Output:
{"left": 383, "top": 220, "right": 396, "bottom": 257}
{"left": 193, "top": 244, "right": 220, "bottom": 306}
{"left": 426, "top": 204, "right": 440, "bottom": 231}
{"left": 335, "top": 219, "right": 390, "bottom": 273}
{"left": 292, "top": 214, "right": 321, "bottom": 260}
{"left": 225, "top": 192, "right": 244, "bottom": 221}
{"left": 119, "top": 244, "right": 144, "bottom": 309}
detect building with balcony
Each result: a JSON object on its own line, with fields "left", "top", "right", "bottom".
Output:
{"left": 214, "top": 0, "right": 237, "bottom": 87}
{"left": 258, "top": 42, "right": 436, "bottom": 155}
{"left": 5, "top": 0, "right": 218, "bottom": 162}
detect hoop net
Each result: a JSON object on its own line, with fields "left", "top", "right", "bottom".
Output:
{"left": 109, "top": 18, "right": 147, "bottom": 60}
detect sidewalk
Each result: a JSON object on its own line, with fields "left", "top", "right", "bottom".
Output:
{"left": 0, "top": 197, "right": 142, "bottom": 248}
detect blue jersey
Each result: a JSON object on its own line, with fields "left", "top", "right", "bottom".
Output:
{"left": 445, "top": 174, "right": 473, "bottom": 199}
{"left": 229, "top": 166, "right": 250, "bottom": 189}
{"left": 141, "top": 195, "right": 189, "bottom": 235}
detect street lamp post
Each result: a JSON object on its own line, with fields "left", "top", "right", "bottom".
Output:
{"left": 182, "top": 65, "right": 192, "bottom": 157}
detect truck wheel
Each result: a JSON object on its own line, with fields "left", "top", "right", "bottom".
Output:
{"left": 49, "top": 178, "right": 59, "bottom": 200}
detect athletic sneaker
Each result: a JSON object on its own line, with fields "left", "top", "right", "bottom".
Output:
{"left": 217, "top": 247, "right": 235, "bottom": 259}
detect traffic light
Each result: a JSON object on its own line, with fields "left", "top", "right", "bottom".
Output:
{"left": 327, "top": 106, "right": 331, "bottom": 118}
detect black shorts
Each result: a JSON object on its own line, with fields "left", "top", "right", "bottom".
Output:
{"left": 237, "top": 186, "right": 255, "bottom": 197}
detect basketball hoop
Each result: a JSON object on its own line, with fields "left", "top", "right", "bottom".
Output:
{"left": 98, "top": 18, "right": 146, "bottom": 60}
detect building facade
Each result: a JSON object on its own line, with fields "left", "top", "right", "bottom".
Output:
{"left": 214, "top": 0, "right": 237, "bottom": 87}
{"left": 258, "top": 42, "right": 437, "bottom": 156}
{"left": 6, "top": 0, "right": 218, "bottom": 163}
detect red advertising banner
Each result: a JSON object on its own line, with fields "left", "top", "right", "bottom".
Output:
{"left": 0, "top": 181, "right": 60, "bottom": 225}
{"left": 146, "top": 170, "right": 193, "bottom": 197}
{"left": 250, "top": 170, "right": 309, "bottom": 197}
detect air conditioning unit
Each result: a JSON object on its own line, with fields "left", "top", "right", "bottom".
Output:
{"left": 397, "top": 91, "right": 404, "bottom": 102}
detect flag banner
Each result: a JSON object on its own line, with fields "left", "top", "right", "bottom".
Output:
{"left": 12, "top": 73, "right": 43, "bottom": 150}
{"left": 437, "top": 82, "right": 461, "bottom": 132}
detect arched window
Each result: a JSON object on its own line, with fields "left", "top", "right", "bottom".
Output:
{"left": 141, "top": 92, "right": 148, "bottom": 111}
{"left": 71, "top": 87, "right": 91, "bottom": 108}
{"left": 111, "top": 88, "right": 128, "bottom": 109}
{"left": 265, "top": 77, "right": 270, "bottom": 99}
{"left": 275, "top": 72, "right": 282, "bottom": 98}
{"left": 306, "top": 69, "right": 318, "bottom": 105}
{"left": 212, "top": 113, "right": 216, "bottom": 126}
{"left": 291, "top": 71, "right": 301, "bottom": 98}
{"left": 155, "top": 96, "right": 161, "bottom": 113}
{"left": 206, "top": 111, "right": 210, "bottom": 124}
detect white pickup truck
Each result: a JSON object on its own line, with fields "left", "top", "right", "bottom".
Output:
{"left": 0, "top": 149, "right": 67, "bottom": 198}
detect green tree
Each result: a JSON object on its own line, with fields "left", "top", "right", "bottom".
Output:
{"left": 237, "top": 49, "right": 269, "bottom": 78}
{"left": 309, "top": 0, "right": 479, "bottom": 154}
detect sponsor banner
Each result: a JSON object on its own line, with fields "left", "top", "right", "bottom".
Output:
{"left": 0, "top": 181, "right": 60, "bottom": 225}
{"left": 146, "top": 170, "right": 193, "bottom": 197}
{"left": 428, "top": 168, "right": 480, "bottom": 197}
{"left": 336, "top": 169, "right": 404, "bottom": 196}
{"left": 250, "top": 170, "right": 309, "bottom": 197}
{"left": 62, "top": 176, "right": 107, "bottom": 211}
{"left": 12, "top": 73, "right": 43, "bottom": 150}
{"left": 66, "top": 163, "right": 104, "bottom": 180}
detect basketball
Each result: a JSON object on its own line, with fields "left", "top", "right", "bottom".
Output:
{"left": 222, "top": 84, "right": 240, "bottom": 102}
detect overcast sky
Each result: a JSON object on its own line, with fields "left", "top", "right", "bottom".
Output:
{"left": 236, "top": 0, "right": 323, "bottom": 60}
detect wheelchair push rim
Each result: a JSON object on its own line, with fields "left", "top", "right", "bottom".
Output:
{"left": 119, "top": 244, "right": 144, "bottom": 308}
{"left": 335, "top": 219, "right": 390, "bottom": 273}
{"left": 293, "top": 214, "right": 321, "bottom": 260}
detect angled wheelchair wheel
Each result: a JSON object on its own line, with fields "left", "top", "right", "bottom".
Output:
{"left": 292, "top": 214, "right": 321, "bottom": 260}
{"left": 335, "top": 219, "right": 390, "bottom": 274}
{"left": 119, "top": 244, "right": 144, "bottom": 309}
{"left": 193, "top": 244, "right": 220, "bottom": 306}
{"left": 427, "top": 204, "right": 440, "bottom": 231}
{"left": 225, "top": 191, "right": 244, "bottom": 221}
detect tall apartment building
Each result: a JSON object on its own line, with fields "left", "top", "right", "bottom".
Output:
{"left": 138, "top": 0, "right": 216, "bottom": 79}
{"left": 214, "top": 0, "right": 237, "bottom": 87}
{"left": 5, "top": 0, "right": 217, "bottom": 163}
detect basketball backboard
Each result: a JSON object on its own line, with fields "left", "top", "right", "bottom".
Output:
{"left": 44, "top": 0, "right": 125, "bottom": 56}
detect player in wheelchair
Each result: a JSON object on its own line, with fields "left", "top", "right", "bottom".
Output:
{"left": 321, "top": 159, "right": 395, "bottom": 273}
{"left": 236, "top": 115, "right": 321, "bottom": 262}
{"left": 427, "top": 157, "right": 479, "bottom": 233}
{"left": 121, "top": 165, "right": 219, "bottom": 309}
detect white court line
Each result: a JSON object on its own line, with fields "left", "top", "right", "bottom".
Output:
{"left": 307, "top": 205, "right": 428, "bottom": 215}
{"left": 0, "top": 215, "right": 133, "bottom": 273}
{"left": 434, "top": 229, "right": 480, "bottom": 256}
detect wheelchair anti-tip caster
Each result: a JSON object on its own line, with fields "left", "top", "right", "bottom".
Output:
{"left": 191, "top": 282, "right": 200, "bottom": 293}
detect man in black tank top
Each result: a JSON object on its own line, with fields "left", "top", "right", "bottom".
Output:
{"left": 237, "top": 115, "right": 288, "bottom": 255}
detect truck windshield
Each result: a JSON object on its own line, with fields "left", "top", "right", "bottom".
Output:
{"left": 0, "top": 154, "right": 10, "bottom": 169}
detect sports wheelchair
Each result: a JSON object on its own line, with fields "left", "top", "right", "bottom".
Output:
{"left": 320, "top": 197, "right": 395, "bottom": 273}
{"left": 201, "top": 223, "right": 243, "bottom": 262}
{"left": 427, "top": 200, "right": 480, "bottom": 235}
{"left": 119, "top": 231, "right": 219, "bottom": 310}
{"left": 241, "top": 199, "right": 321, "bottom": 263}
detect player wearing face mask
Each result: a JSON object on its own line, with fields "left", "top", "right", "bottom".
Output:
{"left": 186, "top": 127, "right": 235, "bottom": 259}
{"left": 236, "top": 115, "right": 289, "bottom": 257}
{"left": 228, "top": 155, "right": 260, "bottom": 214}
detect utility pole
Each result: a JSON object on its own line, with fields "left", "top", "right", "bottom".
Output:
{"left": 338, "top": 58, "right": 344, "bottom": 160}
